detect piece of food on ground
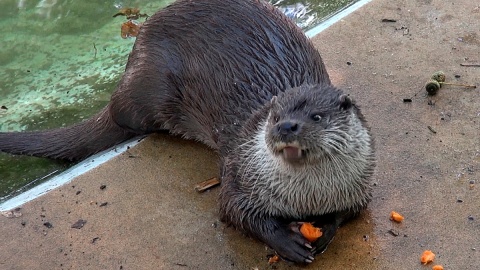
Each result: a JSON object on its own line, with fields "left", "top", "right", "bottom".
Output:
{"left": 268, "top": 255, "right": 280, "bottom": 264}
{"left": 390, "top": 211, "right": 404, "bottom": 223}
{"left": 420, "top": 250, "right": 436, "bottom": 265}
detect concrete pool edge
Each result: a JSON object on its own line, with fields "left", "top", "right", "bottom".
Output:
{"left": 305, "top": 0, "right": 373, "bottom": 38}
{"left": 0, "top": 0, "right": 373, "bottom": 212}
{"left": 0, "top": 137, "right": 144, "bottom": 211}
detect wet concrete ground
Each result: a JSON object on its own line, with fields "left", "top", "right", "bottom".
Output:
{"left": 1, "top": 0, "right": 479, "bottom": 269}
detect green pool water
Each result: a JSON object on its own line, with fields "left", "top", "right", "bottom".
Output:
{"left": 0, "top": 0, "right": 357, "bottom": 202}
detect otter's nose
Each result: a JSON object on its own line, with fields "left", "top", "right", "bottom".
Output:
{"left": 277, "top": 121, "right": 301, "bottom": 135}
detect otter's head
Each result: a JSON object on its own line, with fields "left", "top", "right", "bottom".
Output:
{"left": 265, "top": 84, "right": 368, "bottom": 166}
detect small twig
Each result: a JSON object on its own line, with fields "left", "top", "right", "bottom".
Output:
{"left": 460, "top": 63, "right": 480, "bottom": 67}
{"left": 93, "top": 42, "right": 97, "bottom": 59}
{"left": 195, "top": 177, "right": 221, "bottom": 192}
{"left": 440, "top": 82, "right": 476, "bottom": 88}
{"left": 427, "top": 126, "right": 437, "bottom": 134}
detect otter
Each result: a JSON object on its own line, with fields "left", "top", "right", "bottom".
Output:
{"left": 0, "top": 0, "right": 375, "bottom": 264}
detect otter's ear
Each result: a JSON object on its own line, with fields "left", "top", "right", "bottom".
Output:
{"left": 339, "top": 94, "right": 354, "bottom": 110}
{"left": 270, "top": 96, "right": 278, "bottom": 105}
{"left": 269, "top": 96, "right": 279, "bottom": 109}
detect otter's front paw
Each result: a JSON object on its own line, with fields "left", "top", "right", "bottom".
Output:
{"left": 260, "top": 220, "right": 315, "bottom": 264}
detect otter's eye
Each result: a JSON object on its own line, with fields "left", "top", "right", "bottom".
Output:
{"left": 311, "top": 114, "right": 322, "bottom": 122}
{"left": 273, "top": 116, "right": 279, "bottom": 123}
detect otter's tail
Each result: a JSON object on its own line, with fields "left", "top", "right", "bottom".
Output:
{"left": 0, "top": 106, "right": 138, "bottom": 161}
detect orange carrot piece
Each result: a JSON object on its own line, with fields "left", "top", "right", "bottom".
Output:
{"left": 300, "top": 222, "right": 323, "bottom": 242}
{"left": 390, "top": 211, "right": 404, "bottom": 223}
{"left": 432, "top": 265, "right": 444, "bottom": 270}
{"left": 420, "top": 250, "right": 435, "bottom": 265}
{"left": 268, "top": 255, "right": 280, "bottom": 264}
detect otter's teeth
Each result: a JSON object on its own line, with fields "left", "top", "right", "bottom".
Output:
{"left": 282, "top": 146, "right": 302, "bottom": 160}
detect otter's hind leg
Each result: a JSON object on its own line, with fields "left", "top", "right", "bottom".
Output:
{"left": 107, "top": 71, "right": 174, "bottom": 134}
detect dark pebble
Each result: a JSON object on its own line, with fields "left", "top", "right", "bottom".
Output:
{"left": 71, "top": 219, "right": 87, "bottom": 229}
{"left": 388, "top": 229, "right": 399, "bottom": 236}
{"left": 100, "top": 185, "right": 107, "bottom": 190}
{"left": 43, "top": 222, "right": 53, "bottom": 228}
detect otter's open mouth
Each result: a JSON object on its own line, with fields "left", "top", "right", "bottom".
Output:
{"left": 276, "top": 143, "right": 305, "bottom": 161}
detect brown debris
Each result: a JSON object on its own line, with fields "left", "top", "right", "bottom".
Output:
{"left": 195, "top": 177, "right": 221, "bottom": 192}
